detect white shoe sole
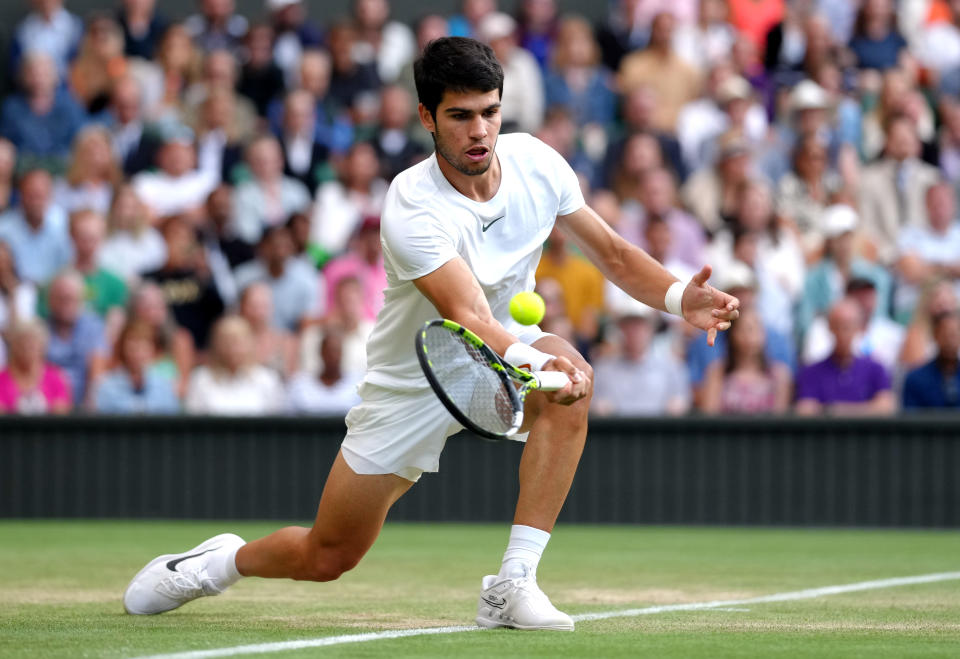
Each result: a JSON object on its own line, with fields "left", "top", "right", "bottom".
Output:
{"left": 475, "top": 614, "right": 574, "bottom": 631}
{"left": 123, "top": 532, "right": 241, "bottom": 615}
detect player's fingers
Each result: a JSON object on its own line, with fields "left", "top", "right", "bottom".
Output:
{"left": 712, "top": 308, "right": 739, "bottom": 320}
{"left": 690, "top": 264, "right": 712, "bottom": 287}
{"left": 707, "top": 327, "right": 717, "bottom": 346}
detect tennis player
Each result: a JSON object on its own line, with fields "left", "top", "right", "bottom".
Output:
{"left": 124, "top": 37, "right": 739, "bottom": 630}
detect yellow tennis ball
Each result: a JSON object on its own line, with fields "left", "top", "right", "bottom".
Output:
{"left": 510, "top": 291, "right": 546, "bottom": 325}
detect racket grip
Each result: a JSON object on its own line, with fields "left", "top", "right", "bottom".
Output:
{"left": 534, "top": 371, "right": 570, "bottom": 391}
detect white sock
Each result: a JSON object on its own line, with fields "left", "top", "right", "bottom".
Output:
{"left": 498, "top": 524, "right": 550, "bottom": 579}
{"left": 207, "top": 543, "right": 244, "bottom": 588}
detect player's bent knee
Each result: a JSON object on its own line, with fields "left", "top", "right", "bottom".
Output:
{"left": 297, "top": 548, "right": 363, "bottom": 582}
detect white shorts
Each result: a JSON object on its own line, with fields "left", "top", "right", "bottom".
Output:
{"left": 341, "top": 326, "right": 550, "bottom": 482}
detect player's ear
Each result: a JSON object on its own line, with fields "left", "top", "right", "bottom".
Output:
{"left": 417, "top": 103, "right": 436, "bottom": 135}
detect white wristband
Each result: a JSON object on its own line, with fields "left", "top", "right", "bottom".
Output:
{"left": 664, "top": 281, "right": 685, "bottom": 317}
{"left": 504, "top": 343, "right": 554, "bottom": 371}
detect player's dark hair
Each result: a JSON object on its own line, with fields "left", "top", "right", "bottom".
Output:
{"left": 414, "top": 37, "right": 504, "bottom": 119}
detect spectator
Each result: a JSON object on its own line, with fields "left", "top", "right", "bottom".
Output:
{"left": 144, "top": 23, "right": 204, "bottom": 122}
{"left": 185, "top": 315, "right": 287, "bottom": 415}
{"left": 107, "top": 76, "right": 162, "bottom": 178}
{"left": 894, "top": 181, "right": 960, "bottom": 321}
{"left": 99, "top": 184, "right": 167, "bottom": 283}
{"left": 326, "top": 21, "right": 381, "bottom": 125}
{"left": 368, "top": 85, "right": 428, "bottom": 180}
{"left": 795, "top": 297, "right": 895, "bottom": 416}
{"left": 396, "top": 14, "right": 449, "bottom": 101}
{"left": 238, "top": 281, "right": 298, "bottom": 377}
{"left": 591, "top": 294, "right": 689, "bottom": 416}
{"left": 726, "top": 0, "right": 784, "bottom": 53}
{"left": 232, "top": 135, "right": 312, "bottom": 244}
{"left": 680, "top": 131, "right": 754, "bottom": 235}
{"left": 69, "top": 14, "right": 128, "bottom": 115}
{"left": 351, "top": 0, "right": 416, "bottom": 84}
{"left": 686, "top": 260, "right": 795, "bottom": 400}
{"left": 40, "top": 210, "right": 128, "bottom": 328}
{"left": 638, "top": 216, "right": 697, "bottom": 291}
{"left": 618, "top": 12, "right": 702, "bottom": 133}
{"left": 144, "top": 215, "right": 225, "bottom": 349}
{"left": 535, "top": 225, "right": 605, "bottom": 338}
{"left": 477, "top": 12, "right": 543, "bottom": 135}
{"left": 184, "top": 0, "right": 248, "bottom": 55}
{"left": 802, "top": 276, "right": 904, "bottom": 374}
{"left": 595, "top": 0, "right": 650, "bottom": 72}
{"left": 902, "top": 310, "right": 960, "bottom": 409}
{"left": 673, "top": 0, "right": 736, "bottom": 71}
{"left": 310, "top": 141, "right": 388, "bottom": 258}
{"left": 53, "top": 126, "right": 121, "bottom": 215}
{"left": 8, "top": 0, "right": 84, "bottom": 77}
{"left": 234, "top": 224, "right": 319, "bottom": 332}
{"left": 117, "top": 0, "right": 169, "bottom": 60}
{"left": 198, "top": 184, "right": 254, "bottom": 270}
{"left": 899, "top": 277, "right": 959, "bottom": 370}
{"left": 0, "top": 139, "right": 17, "bottom": 214}
{"left": 300, "top": 276, "right": 372, "bottom": 377}
{"left": 860, "top": 69, "right": 935, "bottom": 163}
{"left": 797, "top": 204, "right": 893, "bottom": 340}
{"left": 267, "top": 0, "right": 323, "bottom": 87}
{"left": 191, "top": 86, "right": 249, "bottom": 183}
{"left": 604, "top": 86, "right": 687, "bottom": 186}
{"left": 131, "top": 124, "right": 220, "bottom": 221}
{"left": 93, "top": 319, "right": 180, "bottom": 414}
{"left": 275, "top": 89, "right": 333, "bottom": 192}
{"left": 287, "top": 325, "right": 362, "bottom": 414}
{"left": 543, "top": 16, "right": 617, "bottom": 137}
{"left": 0, "top": 241, "right": 38, "bottom": 357}
{"left": 700, "top": 309, "right": 792, "bottom": 414}
{"left": 44, "top": 270, "right": 108, "bottom": 406}
{"left": 611, "top": 132, "right": 666, "bottom": 207}
{"left": 448, "top": 0, "right": 495, "bottom": 39}
{"left": 0, "top": 52, "right": 87, "bottom": 174}
{"left": 515, "top": 0, "right": 559, "bottom": 70}
{"left": 0, "top": 319, "right": 71, "bottom": 414}
{"left": 236, "top": 23, "right": 286, "bottom": 118}
{"left": 0, "top": 169, "right": 72, "bottom": 286}
{"left": 183, "top": 49, "right": 258, "bottom": 143}
{"left": 848, "top": 0, "right": 907, "bottom": 71}
{"left": 322, "top": 215, "right": 386, "bottom": 323}
{"left": 127, "top": 281, "right": 196, "bottom": 396}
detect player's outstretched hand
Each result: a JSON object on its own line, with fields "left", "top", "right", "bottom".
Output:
{"left": 681, "top": 265, "right": 740, "bottom": 347}
{"left": 542, "top": 355, "right": 590, "bottom": 405}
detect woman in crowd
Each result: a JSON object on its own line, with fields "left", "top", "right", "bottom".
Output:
{"left": 700, "top": 309, "right": 792, "bottom": 414}
{"left": 238, "top": 282, "right": 298, "bottom": 378}
{"left": 93, "top": 319, "right": 180, "bottom": 414}
{"left": 127, "top": 282, "right": 195, "bottom": 396}
{"left": 0, "top": 240, "right": 37, "bottom": 341}
{"left": 53, "top": 126, "right": 123, "bottom": 214}
{"left": 848, "top": 0, "right": 907, "bottom": 72}
{"left": 899, "top": 278, "right": 960, "bottom": 370}
{"left": 99, "top": 184, "right": 167, "bottom": 282}
{"left": 184, "top": 315, "right": 287, "bottom": 415}
{"left": 0, "top": 319, "right": 71, "bottom": 414}
{"left": 70, "top": 14, "right": 128, "bottom": 115}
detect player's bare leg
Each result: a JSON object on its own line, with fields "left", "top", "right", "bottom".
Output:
{"left": 476, "top": 334, "right": 591, "bottom": 631}
{"left": 124, "top": 451, "right": 413, "bottom": 614}
{"left": 236, "top": 451, "right": 413, "bottom": 580}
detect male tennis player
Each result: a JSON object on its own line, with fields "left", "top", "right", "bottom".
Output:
{"left": 124, "top": 37, "right": 739, "bottom": 631}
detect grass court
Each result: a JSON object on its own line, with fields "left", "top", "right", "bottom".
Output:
{"left": 2, "top": 521, "right": 959, "bottom": 658}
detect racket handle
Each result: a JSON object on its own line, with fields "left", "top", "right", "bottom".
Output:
{"left": 534, "top": 371, "right": 570, "bottom": 391}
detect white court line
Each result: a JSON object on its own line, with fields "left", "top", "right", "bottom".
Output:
{"left": 130, "top": 571, "right": 960, "bottom": 659}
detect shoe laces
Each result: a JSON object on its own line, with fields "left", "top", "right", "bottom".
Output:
{"left": 155, "top": 569, "right": 221, "bottom": 600}
{"left": 510, "top": 576, "right": 552, "bottom": 607}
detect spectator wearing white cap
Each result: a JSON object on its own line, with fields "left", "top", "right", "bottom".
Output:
{"left": 478, "top": 12, "right": 543, "bottom": 134}
{"left": 591, "top": 291, "right": 690, "bottom": 417}
{"left": 796, "top": 204, "right": 893, "bottom": 342}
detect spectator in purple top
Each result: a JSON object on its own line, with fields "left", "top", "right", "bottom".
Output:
{"left": 795, "top": 297, "right": 895, "bottom": 416}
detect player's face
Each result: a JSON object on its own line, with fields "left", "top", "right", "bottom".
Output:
{"left": 422, "top": 89, "right": 501, "bottom": 177}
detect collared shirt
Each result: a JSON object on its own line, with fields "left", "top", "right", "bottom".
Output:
{"left": 0, "top": 206, "right": 72, "bottom": 285}
{"left": 796, "top": 355, "right": 890, "bottom": 404}
{"left": 902, "top": 358, "right": 960, "bottom": 409}
{"left": 46, "top": 313, "right": 107, "bottom": 404}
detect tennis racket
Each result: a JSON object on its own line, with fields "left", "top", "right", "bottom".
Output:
{"left": 415, "top": 319, "right": 570, "bottom": 440}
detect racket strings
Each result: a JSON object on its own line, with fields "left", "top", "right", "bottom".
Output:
{"left": 423, "top": 326, "right": 517, "bottom": 435}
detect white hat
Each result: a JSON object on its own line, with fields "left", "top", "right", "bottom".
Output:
{"left": 820, "top": 204, "right": 859, "bottom": 238}
{"left": 791, "top": 79, "right": 830, "bottom": 112}
{"left": 266, "top": 0, "right": 299, "bottom": 10}
{"left": 717, "top": 260, "right": 757, "bottom": 293}
{"left": 606, "top": 285, "right": 656, "bottom": 320}
{"left": 478, "top": 12, "right": 517, "bottom": 43}
{"left": 718, "top": 76, "right": 753, "bottom": 105}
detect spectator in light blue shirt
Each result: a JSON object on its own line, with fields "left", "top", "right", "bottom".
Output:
{"left": 0, "top": 169, "right": 73, "bottom": 286}
{"left": 94, "top": 319, "right": 180, "bottom": 414}
{"left": 8, "top": 0, "right": 83, "bottom": 77}
{"left": 45, "top": 270, "right": 107, "bottom": 405}
{"left": 234, "top": 224, "right": 320, "bottom": 331}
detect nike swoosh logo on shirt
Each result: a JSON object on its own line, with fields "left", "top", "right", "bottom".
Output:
{"left": 482, "top": 215, "right": 505, "bottom": 232}
{"left": 166, "top": 547, "right": 220, "bottom": 572}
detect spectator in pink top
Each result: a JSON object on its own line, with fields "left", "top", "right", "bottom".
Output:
{"left": 322, "top": 215, "right": 386, "bottom": 322}
{"left": 0, "top": 319, "right": 71, "bottom": 414}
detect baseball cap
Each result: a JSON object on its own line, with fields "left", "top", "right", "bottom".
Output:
{"left": 820, "top": 204, "right": 858, "bottom": 238}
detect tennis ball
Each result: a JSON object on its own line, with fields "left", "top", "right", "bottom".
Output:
{"left": 509, "top": 291, "right": 546, "bottom": 325}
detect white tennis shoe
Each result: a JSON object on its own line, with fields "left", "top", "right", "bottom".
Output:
{"left": 123, "top": 533, "right": 245, "bottom": 615}
{"left": 475, "top": 572, "right": 574, "bottom": 631}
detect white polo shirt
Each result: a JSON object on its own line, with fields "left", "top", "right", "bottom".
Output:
{"left": 364, "top": 132, "right": 585, "bottom": 390}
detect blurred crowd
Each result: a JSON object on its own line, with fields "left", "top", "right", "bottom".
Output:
{"left": 0, "top": 0, "right": 958, "bottom": 417}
